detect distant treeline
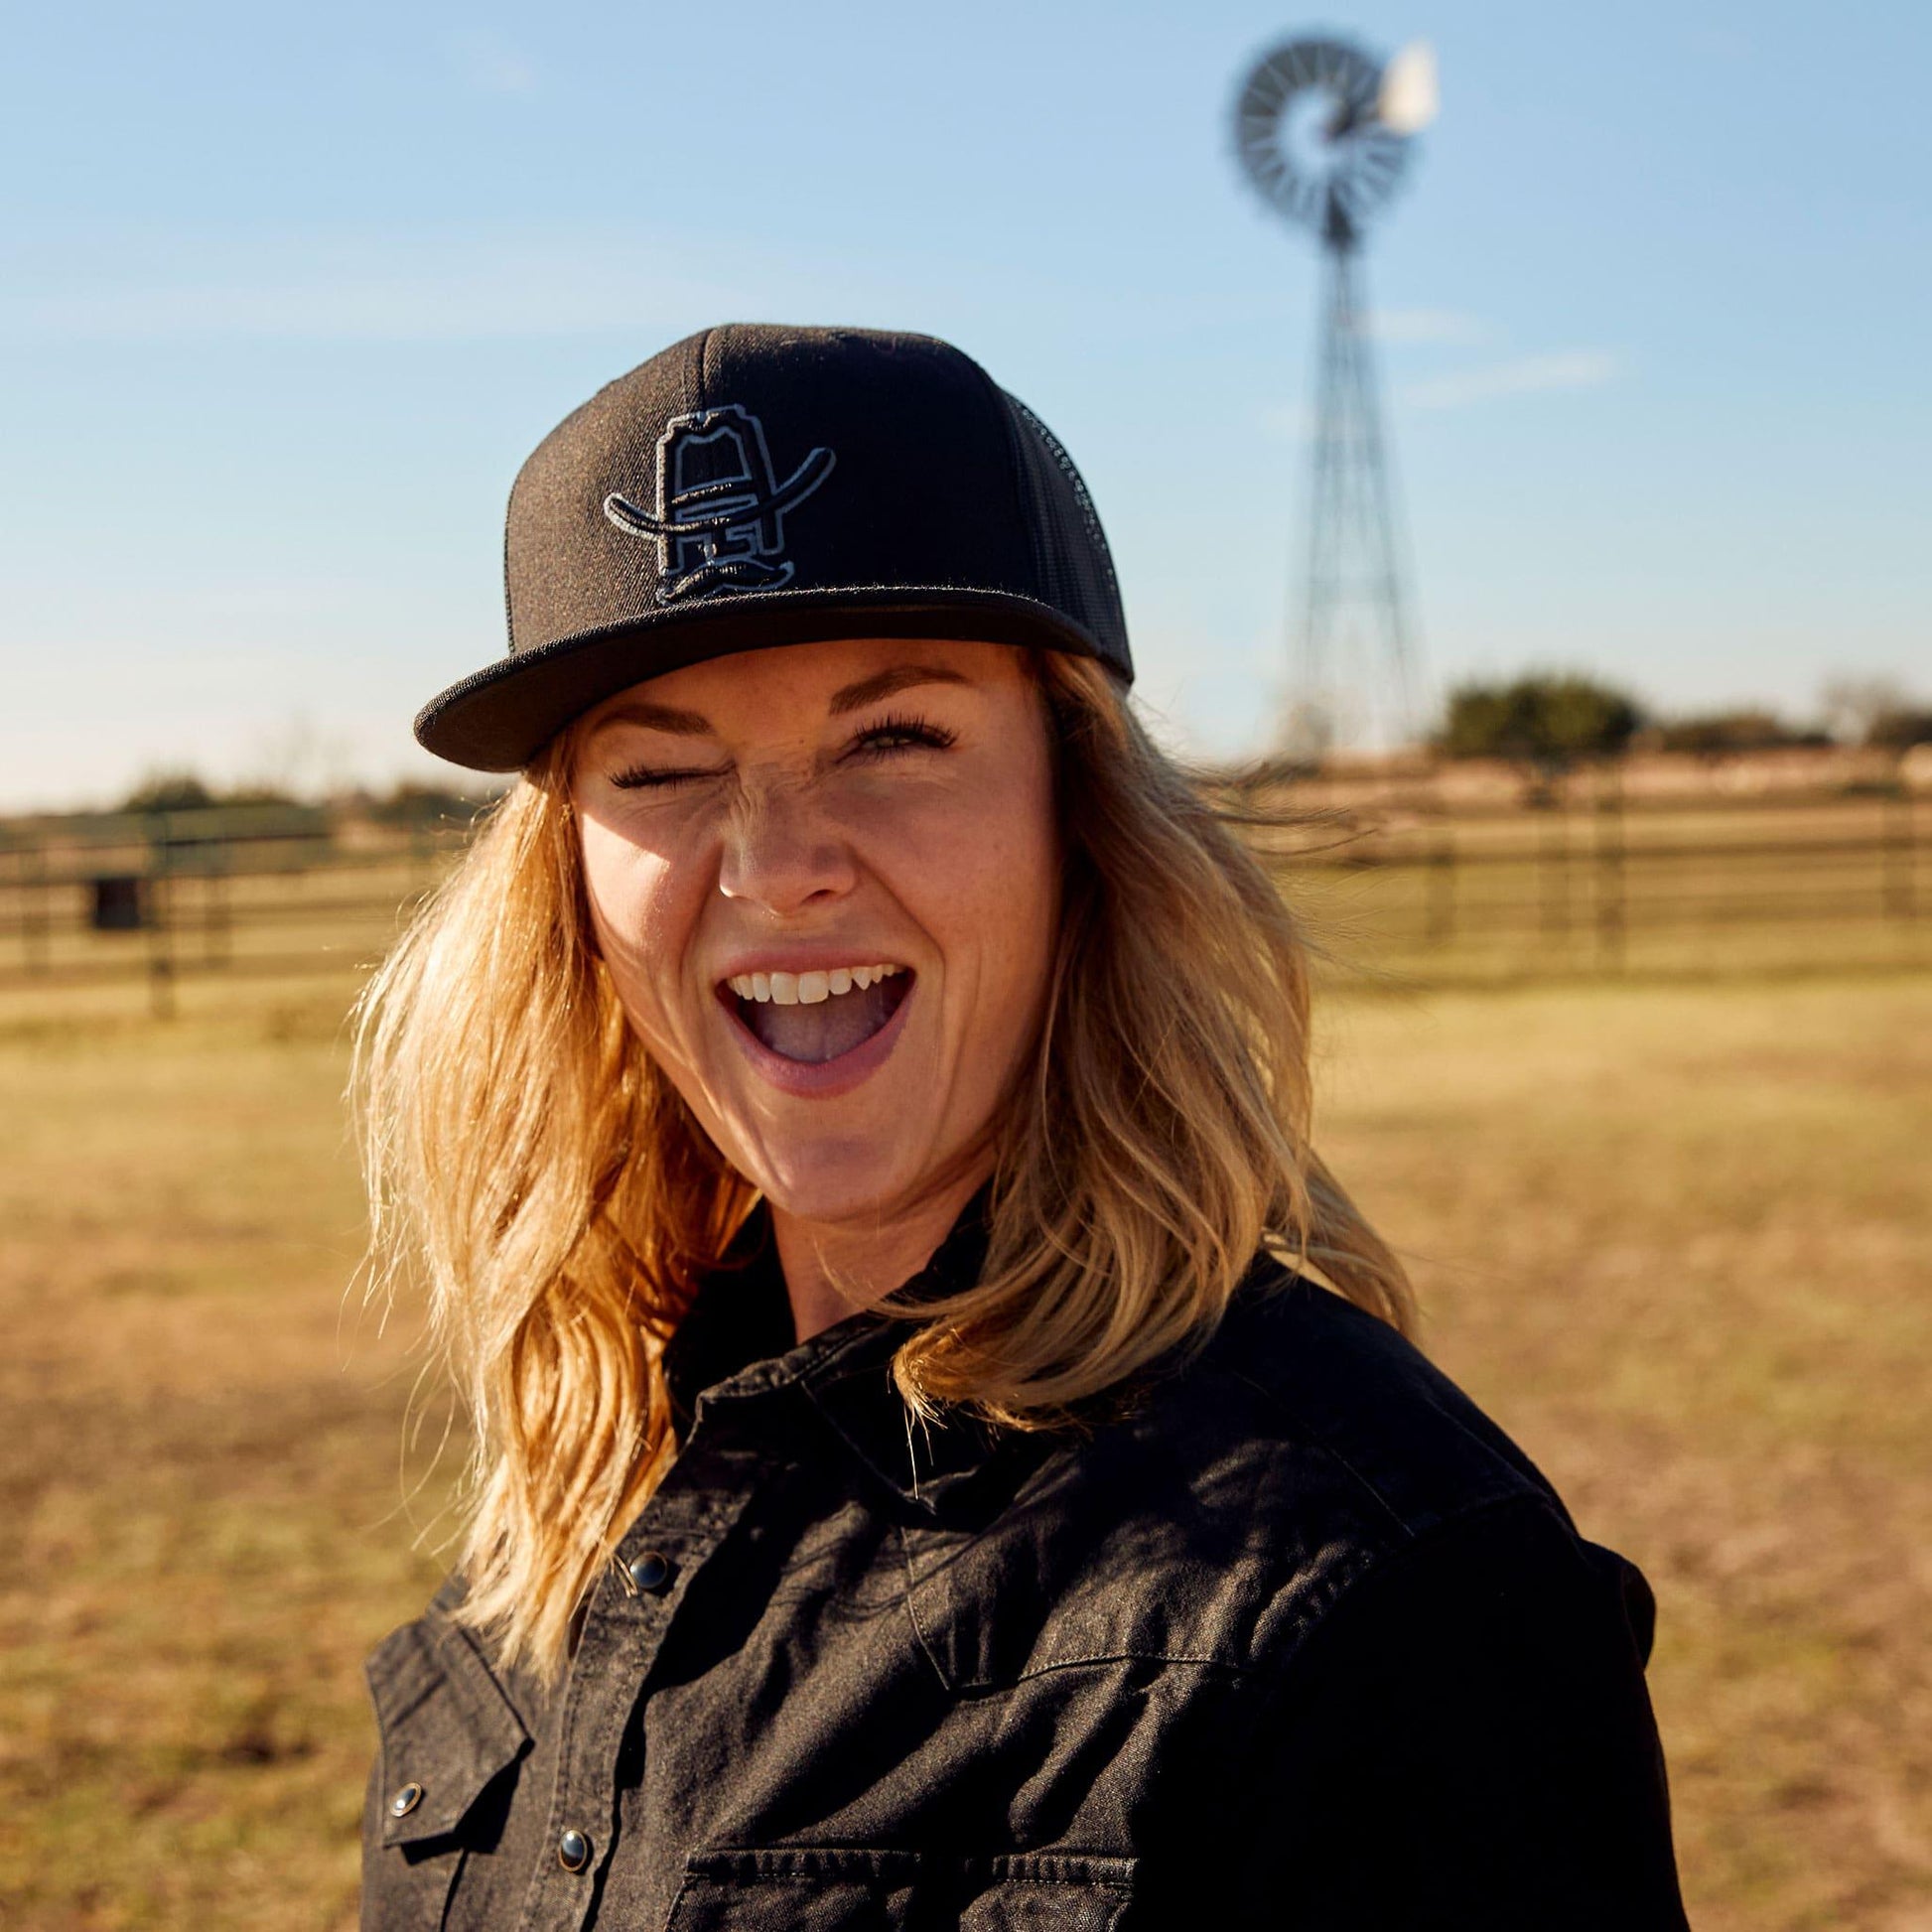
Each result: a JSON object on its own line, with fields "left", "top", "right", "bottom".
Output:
{"left": 117, "top": 772, "right": 504, "bottom": 827}
{"left": 1438, "top": 674, "right": 1932, "bottom": 767}
{"left": 106, "top": 677, "right": 1932, "bottom": 815}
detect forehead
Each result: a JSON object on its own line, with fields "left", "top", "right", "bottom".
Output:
{"left": 578, "top": 636, "right": 1033, "bottom": 738}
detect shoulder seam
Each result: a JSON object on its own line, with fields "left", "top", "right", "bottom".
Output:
{"left": 1210, "top": 1361, "right": 1420, "bottom": 1542}
{"left": 1198, "top": 1284, "right": 1564, "bottom": 1531}
{"left": 1244, "top": 1491, "right": 1578, "bottom": 1694}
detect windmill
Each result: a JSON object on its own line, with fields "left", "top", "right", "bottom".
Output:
{"left": 1232, "top": 35, "right": 1438, "bottom": 757}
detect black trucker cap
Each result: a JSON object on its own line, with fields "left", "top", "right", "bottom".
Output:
{"left": 414, "top": 323, "right": 1134, "bottom": 770}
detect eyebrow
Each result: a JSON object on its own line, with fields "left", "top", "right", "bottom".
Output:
{"left": 588, "top": 698, "right": 715, "bottom": 738}
{"left": 828, "top": 664, "right": 970, "bottom": 715}
{"left": 589, "top": 663, "right": 971, "bottom": 741}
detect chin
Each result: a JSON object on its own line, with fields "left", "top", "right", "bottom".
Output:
{"left": 738, "top": 1130, "right": 927, "bottom": 1229}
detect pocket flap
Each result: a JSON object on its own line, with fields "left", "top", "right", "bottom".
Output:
{"left": 364, "top": 1608, "right": 529, "bottom": 1850}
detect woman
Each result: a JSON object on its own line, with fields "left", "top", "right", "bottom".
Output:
{"left": 356, "top": 325, "right": 1689, "bottom": 1929}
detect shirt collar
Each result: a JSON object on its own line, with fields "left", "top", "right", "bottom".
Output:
{"left": 661, "top": 1192, "right": 1028, "bottom": 1520}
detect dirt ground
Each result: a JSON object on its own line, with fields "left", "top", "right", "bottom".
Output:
{"left": 1, "top": 969, "right": 1927, "bottom": 1930}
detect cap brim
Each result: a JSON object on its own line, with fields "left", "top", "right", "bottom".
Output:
{"left": 414, "top": 586, "right": 1119, "bottom": 771}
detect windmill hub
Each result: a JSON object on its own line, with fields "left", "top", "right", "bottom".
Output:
{"left": 1236, "top": 37, "right": 1410, "bottom": 248}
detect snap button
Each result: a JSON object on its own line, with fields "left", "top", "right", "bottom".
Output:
{"left": 557, "top": 1827, "right": 592, "bottom": 1871}
{"left": 389, "top": 1782, "right": 424, "bottom": 1818}
{"left": 626, "top": 1549, "right": 675, "bottom": 1594}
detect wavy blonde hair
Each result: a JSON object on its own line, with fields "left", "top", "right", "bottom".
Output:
{"left": 353, "top": 650, "right": 1413, "bottom": 1677}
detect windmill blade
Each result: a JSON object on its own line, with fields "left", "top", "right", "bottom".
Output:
{"left": 1377, "top": 41, "right": 1439, "bottom": 134}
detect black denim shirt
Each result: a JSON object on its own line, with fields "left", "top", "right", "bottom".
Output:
{"left": 361, "top": 1213, "right": 1689, "bottom": 1929}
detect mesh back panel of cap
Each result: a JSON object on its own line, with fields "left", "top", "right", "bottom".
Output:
{"left": 1000, "top": 392, "right": 1131, "bottom": 676}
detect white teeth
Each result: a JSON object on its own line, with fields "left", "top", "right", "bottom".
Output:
{"left": 726, "top": 962, "right": 904, "bottom": 1001}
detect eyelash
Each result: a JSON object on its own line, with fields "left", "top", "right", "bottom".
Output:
{"left": 609, "top": 760, "right": 720, "bottom": 791}
{"left": 607, "top": 713, "right": 957, "bottom": 790}
{"left": 848, "top": 713, "right": 958, "bottom": 759}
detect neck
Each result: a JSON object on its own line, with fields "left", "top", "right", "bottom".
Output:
{"left": 769, "top": 1165, "right": 989, "bottom": 1342}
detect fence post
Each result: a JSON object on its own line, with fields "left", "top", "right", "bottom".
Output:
{"left": 1883, "top": 787, "right": 1916, "bottom": 921}
{"left": 1593, "top": 767, "right": 1626, "bottom": 974}
{"left": 22, "top": 843, "right": 51, "bottom": 975}
{"left": 1538, "top": 793, "right": 1573, "bottom": 949}
{"left": 146, "top": 813, "right": 177, "bottom": 1021}
{"left": 1426, "top": 825, "right": 1456, "bottom": 948}
{"left": 205, "top": 837, "right": 233, "bottom": 967}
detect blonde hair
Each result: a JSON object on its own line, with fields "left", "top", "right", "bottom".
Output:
{"left": 353, "top": 650, "right": 1413, "bottom": 1677}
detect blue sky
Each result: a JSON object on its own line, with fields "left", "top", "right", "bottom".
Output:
{"left": 3, "top": 0, "right": 1927, "bottom": 806}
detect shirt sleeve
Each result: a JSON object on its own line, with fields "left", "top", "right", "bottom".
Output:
{"left": 1223, "top": 1495, "right": 1692, "bottom": 1930}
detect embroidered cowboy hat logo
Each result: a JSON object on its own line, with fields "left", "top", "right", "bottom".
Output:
{"left": 604, "top": 405, "right": 836, "bottom": 603}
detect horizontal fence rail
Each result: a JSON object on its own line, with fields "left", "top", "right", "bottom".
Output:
{"left": 0, "top": 806, "right": 471, "bottom": 1015}
{"left": 1238, "top": 780, "right": 1925, "bottom": 981}
{"left": 0, "top": 785, "right": 1926, "bottom": 1009}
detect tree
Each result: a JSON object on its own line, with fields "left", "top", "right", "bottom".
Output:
{"left": 117, "top": 771, "right": 304, "bottom": 813}
{"left": 1819, "top": 677, "right": 1932, "bottom": 750}
{"left": 120, "top": 771, "right": 214, "bottom": 813}
{"left": 1438, "top": 674, "right": 1644, "bottom": 767}
{"left": 1655, "top": 710, "right": 1830, "bottom": 755}
{"left": 360, "top": 780, "right": 500, "bottom": 827}
{"left": 1868, "top": 707, "right": 1932, "bottom": 750}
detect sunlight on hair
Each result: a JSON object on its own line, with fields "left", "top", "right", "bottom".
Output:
{"left": 351, "top": 651, "right": 1413, "bottom": 1680}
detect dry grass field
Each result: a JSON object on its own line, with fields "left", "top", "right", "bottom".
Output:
{"left": 1, "top": 965, "right": 1928, "bottom": 1929}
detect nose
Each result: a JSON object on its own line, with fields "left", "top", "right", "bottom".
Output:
{"left": 717, "top": 787, "right": 859, "bottom": 917}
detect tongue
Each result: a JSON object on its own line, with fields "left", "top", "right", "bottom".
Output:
{"left": 742, "top": 977, "right": 908, "bottom": 1064}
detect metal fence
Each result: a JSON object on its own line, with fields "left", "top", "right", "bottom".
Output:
{"left": 2, "top": 787, "right": 1926, "bottom": 1012}
{"left": 1249, "top": 779, "right": 1927, "bottom": 981}
{"left": 0, "top": 805, "right": 470, "bottom": 1015}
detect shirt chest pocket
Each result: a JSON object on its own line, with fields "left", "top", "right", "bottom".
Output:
{"left": 360, "top": 1609, "right": 530, "bottom": 1931}
{"left": 662, "top": 1848, "right": 1136, "bottom": 1931}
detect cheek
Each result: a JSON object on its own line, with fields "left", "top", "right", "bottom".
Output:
{"left": 989, "top": 727, "right": 1061, "bottom": 964}
{"left": 970, "top": 809, "right": 1056, "bottom": 983}
{"left": 879, "top": 764, "right": 1059, "bottom": 1035}
{"left": 577, "top": 817, "right": 699, "bottom": 1049}
{"left": 982, "top": 807, "right": 1061, "bottom": 1028}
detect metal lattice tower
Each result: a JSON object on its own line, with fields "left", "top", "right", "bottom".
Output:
{"left": 1232, "top": 35, "right": 1437, "bottom": 756}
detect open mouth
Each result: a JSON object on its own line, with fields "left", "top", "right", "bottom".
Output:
{"left": 720, "top": 963, "right": 912, "bottom": 1065}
